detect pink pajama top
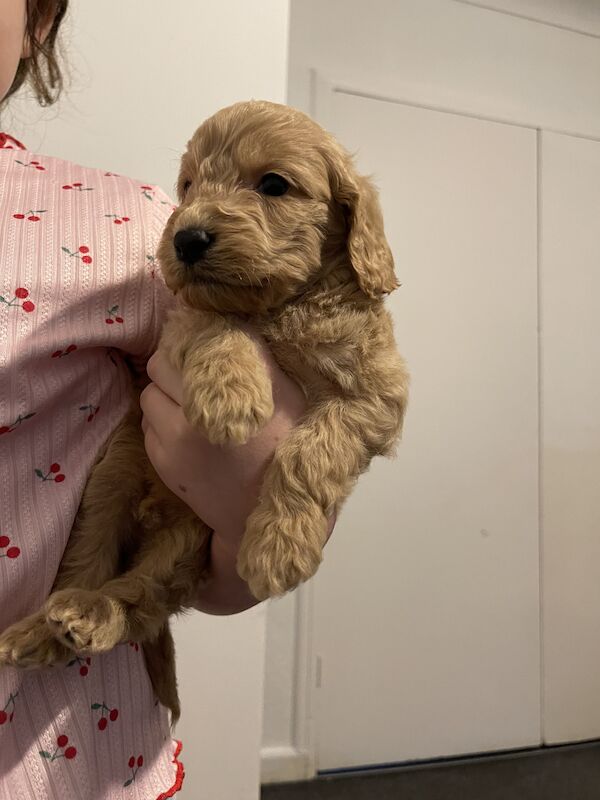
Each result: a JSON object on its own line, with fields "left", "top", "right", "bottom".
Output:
{"left": 0, "top": 133, "right": 184, "bottom": 799}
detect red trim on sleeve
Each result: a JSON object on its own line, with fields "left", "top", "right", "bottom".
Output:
{"left": 0, "top": 133, "right": 26, "bottom": 150}
{"left": 156, "top": 740, "right": 185, "bottom": 800}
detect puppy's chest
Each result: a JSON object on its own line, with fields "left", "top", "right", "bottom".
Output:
{"left": 259, "top": 314, "right": 366, "bottom": 400}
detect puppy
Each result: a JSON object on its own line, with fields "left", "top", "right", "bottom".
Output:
{"left": 0, "top": 101, "right": 409, "bottom": 723}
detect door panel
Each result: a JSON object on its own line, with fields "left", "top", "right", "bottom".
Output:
{"left": 541, "top": 131, "right": 600, "bottom": 745}
{"left": 313, "top": 90, "right": 540, "bottom": 769}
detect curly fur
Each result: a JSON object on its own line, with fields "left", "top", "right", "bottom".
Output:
{"left": 0, "top": 100, "right": 409, "bottom": 724}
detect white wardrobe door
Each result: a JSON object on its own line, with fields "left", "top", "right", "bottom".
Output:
{"left": 312, "top": 90, "right": 540, "bottom": 770}
{"left": 541, "top": 131, "right": 600, "bottom": 745}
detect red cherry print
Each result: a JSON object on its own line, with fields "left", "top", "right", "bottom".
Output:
{"left": 55, "top": 474, "right": 65, "bottom": 483}
{"left": 64, "top": 747, "right": 77, "bottom": 759}
{"left": 114, "top": 219, "right": 122, "bottom": 225}
{"left": 66, "top": 344, "right": 77, "bottom": 354}
{"left": 0, "top": 536, "right": 9, "bottom": 547}
{"left": 28, "top": 216, "right": 40, "bottom": 222}
{"left": 109, "top": 708, "right": 119, "bottom": 721}
{"left": 122, "top": 217, "right": 130, "bottom": 222}
{"left": 82, "top": 256, "right": 92, "bottom": 264}
{"left": 22, "top": 301, "right": 35, "bottom": 312}
{"left": 128, "top": 756, "right": 135, "bottom": 769}
{"left": 137, "top": 755, "right": 143, "bottom": 767}
{"left": 30, "top": 161, "right": 39, "bottom": 165}
{"left": 51, "top": 350, "right": 62, "bottom": 358}
{"left": 15, "top": 288, "right": 29, "bottom": 299}
{"left": 73, "top": 182, "right": 82, "bottom": 187}
{"left": 13, "top": 213, "right": 25, "bottom": 220}
{"left": 105, "top": 318, "right": 114, "bottom": 324}
{"left": 62, "top": 184, "right": 73, "bottom": 190}
{"left": 98, "top": 717, "right": 108, "bottom": 731}
{"left": 79, "top": 665, "right": 88, "bottom": 676}
{"left": 79, "top": 246, "right": 90, "bottom": 254}
{"left": 50, "top": 463, "right": 60, "bottom": 473}
{"left": 0, "top": 711, "right": 7, "bottom": 725}
{"left": 87, "top": 414, "right": 94, "bottom": 422}
{"left": 6, "top": 548, "right": 20, "bottom": 559}
{"left": 57, "top": 734, "right": 68, "bottom": 747}
{"left": 115, "top": 317, "right": 124, "bottom": 324}
{"left": 0, "top": 427, "right": 10, "bottom": 435}
{"left": 141, "top": 185, "right": 152, "bottom": 190}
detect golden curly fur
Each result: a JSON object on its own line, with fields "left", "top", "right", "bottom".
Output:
{"left": 0, "top": 100, "right": 409, "bottom": 724}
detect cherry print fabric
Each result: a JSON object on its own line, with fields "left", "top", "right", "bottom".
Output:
{"left": 0, "top": 135, "right": 185, "bottom": 799}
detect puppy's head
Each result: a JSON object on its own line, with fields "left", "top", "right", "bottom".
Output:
{"left": 158, "top": 100, "right": 397, "bottom": 314}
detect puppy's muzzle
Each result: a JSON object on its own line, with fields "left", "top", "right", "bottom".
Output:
{"left": 174, "top": 228, "right": 215, "bottom": 266}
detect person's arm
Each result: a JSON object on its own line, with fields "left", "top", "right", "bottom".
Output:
{"left": 194, "top": 530, "right": 259, "bottom": 615}
{"left": 140, "top": 326, "right": 335, "bottom": 613}
{"left": 195, "top": 508, "right": 337, "bottom": 615}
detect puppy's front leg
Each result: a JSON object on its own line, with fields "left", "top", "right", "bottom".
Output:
{"left": 237, "top": 399, "right": 371, "bottom": 600}
{"left": 160, "top": 309, "right": 274, "bottom": 445}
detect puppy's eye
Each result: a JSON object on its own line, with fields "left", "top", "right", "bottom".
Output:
{"left": 257, "top": 173, "right": 289, "bottom": 197}
{"left": 182, "top": 180, "right": 192, "bottom": 195}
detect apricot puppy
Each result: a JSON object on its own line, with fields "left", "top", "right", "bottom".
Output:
{"left": 0, "top": 100, "right": 408, "bottom": 722}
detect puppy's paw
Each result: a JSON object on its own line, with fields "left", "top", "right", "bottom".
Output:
{"left": 183, "top": 377, "right": 274, "bottom": 445}
{"left": 237, "top": 508, "right": 326, "bottom": 600}
{"left": 0, "top": 611, "right": 70, "bottom": 668}
{"left": 45, "top": 589, "right": 126, "bottom": 654}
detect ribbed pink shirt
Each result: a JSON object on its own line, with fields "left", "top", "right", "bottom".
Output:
{"left": 0, "top": 135, "right": 185, "bottom": 798}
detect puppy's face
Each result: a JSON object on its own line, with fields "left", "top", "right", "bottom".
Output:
{"left": 158, "top": 101, "right": 397, "bottom": 314}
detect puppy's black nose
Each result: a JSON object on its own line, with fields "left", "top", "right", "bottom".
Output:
{"left": 174, "top": 228, "right": 214, "bottom": 265}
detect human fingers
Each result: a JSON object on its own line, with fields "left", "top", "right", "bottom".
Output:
{"left": 146, "top": 350, "right": 184, "bottom": 406}
{"left": 139, "top": 379, "right": 183, "bottom": 441}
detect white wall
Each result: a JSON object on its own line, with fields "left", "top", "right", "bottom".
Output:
{"left": 5, "top": 2, "right": 290, "bottom": 798}
{"left": 287, "top": 0, "right": 600, "bottom": 140}
{"left": 454, "top": 0, "right": 600, "bottom": 35}
{"left": 6, "top": 0, "right": 290, "bottom": 197}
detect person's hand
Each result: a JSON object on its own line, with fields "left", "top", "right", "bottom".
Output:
{"left": 139, "top": 325, "right": 335, "bottom": 613}
{"left": 140, "top": 327, "right": 306, "bottom": 534}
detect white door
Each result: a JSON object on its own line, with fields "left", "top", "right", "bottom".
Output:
{"left": 311, "top": 88, "right": 540, "bottom": 770}
{"left": 541, "top": 131, "right": 600, "bottom": 746}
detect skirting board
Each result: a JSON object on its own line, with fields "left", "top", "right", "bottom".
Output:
{"left": 261, "top": 746, "right": 313, "bottom": 784}
{"left": 261, "top": 740, "right": 600, "bottom": 800}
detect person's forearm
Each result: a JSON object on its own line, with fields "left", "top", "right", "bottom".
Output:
{"left": 194, "top": 528, "right": 260, "bottom": 615}
{"left": 193, "top": 512, "right": 337, "bottom": 615}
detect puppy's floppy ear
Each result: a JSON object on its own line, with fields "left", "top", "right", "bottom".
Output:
{"left": 325, "top": 145, "right": 398, "bottom": 299}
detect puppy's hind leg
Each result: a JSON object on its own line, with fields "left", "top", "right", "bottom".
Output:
{"left": 0, "top": 404, "right": 149, "bottom": 669}
{"left": 0, "top": 611, "right": 71, "bottom": 668}
{"left": 53, "top": 403, "right": 148, "bottom": 593}
{"left": 45, "top": 513, "right": 211, "bottom": 655}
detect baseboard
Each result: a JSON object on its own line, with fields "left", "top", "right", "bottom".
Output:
{"left": 261, "top": 740, "right": 600, "bottom": 800}
{"left": 261, "top": 746, "right": 313, "bottom": 784}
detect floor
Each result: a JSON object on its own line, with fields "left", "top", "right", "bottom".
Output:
{"left": 261, "top": 741, "right": 600, "bottom": 800}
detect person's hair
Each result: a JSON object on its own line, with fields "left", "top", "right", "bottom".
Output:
{"left": 5, "top": 0, "right": 69, "bottom": 107}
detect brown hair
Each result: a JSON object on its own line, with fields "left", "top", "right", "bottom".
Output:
{"left": 5, "top": 0, "right": 69, "bottom": 107}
